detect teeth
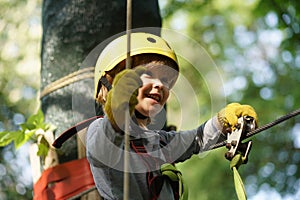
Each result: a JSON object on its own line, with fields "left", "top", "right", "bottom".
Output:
{"left": 147, "top": 94, "right": 161, "bottom": 102}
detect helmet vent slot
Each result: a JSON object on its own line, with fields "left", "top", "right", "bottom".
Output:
{"left": 147, "top": 37, "right": 156, "bottom": 43}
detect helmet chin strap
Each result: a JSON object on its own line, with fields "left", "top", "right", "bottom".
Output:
{"left": 100, "top": 76, "right": 112, "bottom": 91}
{"left": 134, "top": 109, "right": 149, "bottom": 120}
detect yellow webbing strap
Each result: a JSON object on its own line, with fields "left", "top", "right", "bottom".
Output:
{"left": 161, "top": 163, "right": 188, "bottom": 200}
{"left": 230, "top": 153, "right": 247, "bottom": 200}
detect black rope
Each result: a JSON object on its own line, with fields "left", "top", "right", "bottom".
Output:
{"left": 208, "top": 108, "right": 300, "bottom": 151}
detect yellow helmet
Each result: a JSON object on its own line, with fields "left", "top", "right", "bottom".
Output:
{"left": 94, "top": 32, "right": 179, "bottom": 98}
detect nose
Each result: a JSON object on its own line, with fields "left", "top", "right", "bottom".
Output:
{"left": 152, "top": 78, "right": 164, "bottom": 89}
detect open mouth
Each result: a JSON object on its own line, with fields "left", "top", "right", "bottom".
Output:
{"left": 146, "top": 93, "right": 161, "bottom": 102}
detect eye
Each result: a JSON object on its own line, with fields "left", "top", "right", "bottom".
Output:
{"left": 161, "top": 77, "right": 172, "bottom": 88}
{"left": 140, "top": 72, "right": 153, "bottom": 82}
{"left": 160, "top": 77, "right": 168, "bottom": 85}
{"left": 144, "top": 70, "right": 153, "bottom": 76}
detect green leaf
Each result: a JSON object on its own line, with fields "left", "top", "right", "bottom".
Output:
{"left": 0, "top": 131, "right": 9, "bottom": 139}
{"left": 45, "top": 123, "right": 56, "bottom": 132}
{"left": 36, "top": 109, "right": 45, "bottom": 124}
{"left": 27, "top": 109, "right": 44, "bottom": 126}
{"left": 36, "top": 122, "right": 48, "bottom": 130}
{"left": 20, "top": 123, "right": 36, "bottom": 131}
{"left": 14, "top": 130, "right": 35, "bottom": 149}
{"left": 37, "top": 137, "right": 49, "bottom": 158}
{"left": 0, "top": 131, "right": 16, "bottom": 146}
{"left": 0, "top": 109, "right": 55, "bottom": 150}
{"left": 13, "top": 131, "right": 25, "bottom": 149}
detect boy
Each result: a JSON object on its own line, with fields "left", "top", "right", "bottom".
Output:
{"left": 86, "top": 32, "right": 257, "bottom": 200}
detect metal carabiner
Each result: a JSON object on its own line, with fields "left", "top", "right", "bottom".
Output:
{"left": 225, "top": 116, "right": 256, "bottom": 163}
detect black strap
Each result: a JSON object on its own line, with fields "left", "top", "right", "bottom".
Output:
{"left": 134, "top": 109, "right": 149, "bottom": 120}
{"left": 52, "top": 116, "right": 102, "bottom": 148}
{"left": 100, "top": 76, "right": 112, "bottom": 91}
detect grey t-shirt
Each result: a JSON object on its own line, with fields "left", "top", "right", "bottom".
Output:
{"left": 86, "top": 116, "right": 223, "bottom": 200}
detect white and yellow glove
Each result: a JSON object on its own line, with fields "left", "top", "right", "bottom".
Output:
{"left": 104, "top": 66, "right": 146, "bottom": 130}
{"left": 217, "top": 103, "right": 258, "bottom": 133}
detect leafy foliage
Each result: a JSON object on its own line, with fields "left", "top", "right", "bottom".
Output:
{"left": 163, "top": 0, "right": 300, "bottom": 199}
{"left": 0, "top": 0, "right": 42, "bottom": 198}
{"left": 0, "top": 109, "right": 55, "bottom": 160}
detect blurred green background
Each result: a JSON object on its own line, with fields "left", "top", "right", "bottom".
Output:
{"left": 1, "top": 0, "right": 300, "bottom": 199}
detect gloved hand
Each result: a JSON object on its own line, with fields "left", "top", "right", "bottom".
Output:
{"left": 217, "top": 103, "right": 258, "bottom": 133}
{"left": 104, "top": 66, "right": 146, "bottom": 130}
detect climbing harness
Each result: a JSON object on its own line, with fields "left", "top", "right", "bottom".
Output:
{"left": 130, "top": 139, "right": 188, "bottom": 200}
{"left": 161, "top": 163, "right": 188, "bottom": 200}
{"left": 52, "top": 116, "right": 101, "bottom": 148}
{"left": 33, "top": 158, "right": 96, "bottom": 200}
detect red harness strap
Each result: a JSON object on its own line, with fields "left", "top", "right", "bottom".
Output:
{"left": 33, "top": 158, "right": 95, "bottom": 200}
{"left": 130, "top": 139, "right": 179, "bottom": 200}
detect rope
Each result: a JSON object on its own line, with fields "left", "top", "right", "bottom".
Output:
{"left": 40, "top": 67, "right": 95, "bottom": 98}
{"left": 123, "top": 1, "right": 132, "bottom": 200}
{"left": 208, "top": 108, "right": 300, "bottom": 151}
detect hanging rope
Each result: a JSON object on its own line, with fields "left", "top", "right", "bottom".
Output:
{"left": 123, "top": 1, "right": 132, "bottom": 200}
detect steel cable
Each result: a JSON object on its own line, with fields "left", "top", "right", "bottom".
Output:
{"left": 208, "top": 108, "right": 300, "bottom": 150}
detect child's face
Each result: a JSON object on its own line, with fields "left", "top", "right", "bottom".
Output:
{"left": 135, "top": 65, "right": 177, "bottom": 117}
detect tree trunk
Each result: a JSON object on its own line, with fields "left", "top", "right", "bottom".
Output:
{"left": 39, "top": 0, "right": 162, "bottom": 199}
{"left": 40, "top": 0, "right": 162, "bottom": 162}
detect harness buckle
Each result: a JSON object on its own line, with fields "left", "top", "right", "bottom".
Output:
{"left": 225, "top": 116, "right": 256, "bottom": 163}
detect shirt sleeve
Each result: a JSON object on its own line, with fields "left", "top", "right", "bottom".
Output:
{"left": 86, "top": 116, "right": 125, "bottom": 168}
{"left": 197, "top": 116, "right": 226, "bottom": 151}
{"left": 158, "top": 116, "right": 225, "bottom": 163}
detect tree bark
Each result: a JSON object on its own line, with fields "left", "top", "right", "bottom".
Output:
{"left": 40, "top": 0, "right": 162, "bottom": 162}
